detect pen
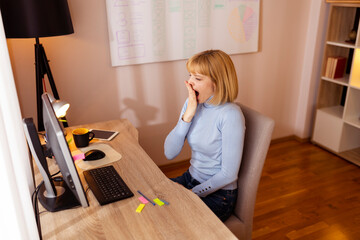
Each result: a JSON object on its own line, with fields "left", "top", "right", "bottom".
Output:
{"left": 160, "top": 199, "right": 169, "bottom": 205}
{"left": 137, "top": 190, "right": 155, "bottom": 206}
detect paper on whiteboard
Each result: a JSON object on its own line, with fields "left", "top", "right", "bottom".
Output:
{"left": 105, "top": 0, "right": 260, "bottom": 66}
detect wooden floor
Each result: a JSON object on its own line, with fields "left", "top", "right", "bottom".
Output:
{"left": 159, "top": 140, "right": 360, "bottom": 240}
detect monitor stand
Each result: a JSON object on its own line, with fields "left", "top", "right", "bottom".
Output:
{"left": 23, "top": 118, "right": 80, "bottom": 212}
{"left": 38, "top": 177, "right": 80, "bottom": 212}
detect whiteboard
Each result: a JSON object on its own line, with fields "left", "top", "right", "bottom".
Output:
{"left": 105, "top": 0, "right": 260, "bottom": 67}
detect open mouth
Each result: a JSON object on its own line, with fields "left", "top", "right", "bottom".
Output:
{"left": 195, "top": 91, "right": 199, "bottom": 97}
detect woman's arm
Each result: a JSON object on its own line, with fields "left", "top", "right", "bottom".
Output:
{"left": 192, "top": 107, "right": 245, "bottom": 197}
{"left": 165, "top": 80, "right": 199, "bottom": 159}
{"left": 164, "top": 99, "right": 192, "bottom": 159}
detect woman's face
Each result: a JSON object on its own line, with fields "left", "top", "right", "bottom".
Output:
{"left": 188, "top": 72, "right": 216, "bottom": 103}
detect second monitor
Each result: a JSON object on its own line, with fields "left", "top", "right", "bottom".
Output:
{"left": 23, "top": 93, "right": 89, "bottom": 212}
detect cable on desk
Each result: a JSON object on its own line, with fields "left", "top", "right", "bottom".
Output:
{"left": 51, "top": 170, "right": 60, "bottom": 177}
{"left": 32, "top": 175, "right": 60, "bottom": 240}
{"left": 33, "top": 175, "right": 83, "bottom": 239}
{"left": 32, "top": 181, "right": 43, "bottom": 240}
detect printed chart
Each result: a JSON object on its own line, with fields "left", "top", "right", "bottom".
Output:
{"left": 228, "top": 5, "right": 258, "bottom": 43}
{"left": 105, "top": 0, "right": 260, "bottom": 67}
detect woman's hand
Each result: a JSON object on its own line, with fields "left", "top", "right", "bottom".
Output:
{"left": 182, "top": 81, "right": 197, "bottom": 122}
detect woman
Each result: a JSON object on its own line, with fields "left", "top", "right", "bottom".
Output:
{"left": 164, "top": 49, "right": 245, "bottom": 222}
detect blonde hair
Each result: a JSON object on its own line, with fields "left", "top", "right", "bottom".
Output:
{"left": 186, "top": 49, "right": 238, "bottom": 105}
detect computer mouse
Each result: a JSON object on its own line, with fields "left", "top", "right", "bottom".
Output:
{"left": 84, "top": 149, "right": 106, "bottom": 161}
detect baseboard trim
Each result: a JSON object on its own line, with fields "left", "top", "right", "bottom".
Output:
{"left": 271, "top": 135, "right": 310, "bottom": 144}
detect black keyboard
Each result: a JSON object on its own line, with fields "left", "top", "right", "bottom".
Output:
{"left": 83, "top": 165, "right": 134, "bottom": 205}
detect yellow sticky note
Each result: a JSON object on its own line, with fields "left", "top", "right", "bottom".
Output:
{"left": 136, "top": 203, "right": 145, "bottom": 213}
{"left": 153, "top": 198, "right": 164, "bottom": 206}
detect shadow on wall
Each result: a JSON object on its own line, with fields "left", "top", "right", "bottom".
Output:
{"left": 120, "top": 96, "right": 189, "bottom": 166}
{"left": 137, "top": 122, "right": 191, "bottom": 166}
{"left": 121, "top": 98, "right": 158, "bottom": 126}
{"left": 117, "top": 58, "right": 188, "bottom": 166}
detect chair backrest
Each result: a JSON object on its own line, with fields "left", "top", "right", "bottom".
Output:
{"left": 234, "top": 103, "right": 274, "bottom": 238}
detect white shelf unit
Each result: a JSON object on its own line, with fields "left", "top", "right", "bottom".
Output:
{"left": 321, "top": 74, "right": 350, "bottom": 86}
{"left": 312, "top": 3, "right": 360, "bottom": 166}
{"left": 326, "top": 40, "right": 356, "bottom": 48}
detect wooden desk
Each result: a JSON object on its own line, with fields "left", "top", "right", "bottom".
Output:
{"left": 36, "top": 119, "right": 237, "bottom": 239}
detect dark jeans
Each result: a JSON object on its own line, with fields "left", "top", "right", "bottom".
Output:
{"left": 171, "top": 170, "right": 237, "bottom": 222}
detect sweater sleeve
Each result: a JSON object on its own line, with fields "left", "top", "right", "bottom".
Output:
{"left": 164, "top": 99, "right": 192, "bottom": 160}
{"left": 192, "top": 107, "right": 245, "bottom": 197}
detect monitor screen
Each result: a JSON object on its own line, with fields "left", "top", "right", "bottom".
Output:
{"left": 41, "top": 93, "right": 88, "bottom": 208}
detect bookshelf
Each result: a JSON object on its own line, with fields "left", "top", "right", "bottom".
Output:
{"left": 312, "top": 3, "right": 360, "bottom": 166}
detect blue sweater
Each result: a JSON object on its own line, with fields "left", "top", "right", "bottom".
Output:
{"left": 164, "top": 99, "right": 245, "bottom": 197}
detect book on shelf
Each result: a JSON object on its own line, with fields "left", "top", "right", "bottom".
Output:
{"left": 324, "top": 56, "right": 346, "bottom": 79}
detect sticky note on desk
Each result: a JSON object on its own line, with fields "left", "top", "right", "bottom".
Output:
{"left": 138, "top": 196, "right": 149, "bottom": 204}
{"left": 153, "top": 198, "right": 164, "bottom": 206}
{"left": 136, "top": 203, "right": 145, "bottom": 213}
{"left": 72, "top": 153, "right": 85, "bottom": 161}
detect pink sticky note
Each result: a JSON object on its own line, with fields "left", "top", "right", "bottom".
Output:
{"left": 72, "top": 153, "right": 85, "bottom": 161}
{"left": 138, "top": 196, "right": 149, "bottom": 204}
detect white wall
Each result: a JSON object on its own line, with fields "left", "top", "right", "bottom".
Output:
{"left": 294, "top": 0, "right": 329, "bottom": 139}
{"left": 0, "top": 13, "right": 39, "bottom": 240}
{"left": 7, "top": 0, "right": 322, "bottom": 166}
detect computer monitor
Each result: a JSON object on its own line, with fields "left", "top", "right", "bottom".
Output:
{"left": 23, "top": 93, "right": 88, "bottom": 212}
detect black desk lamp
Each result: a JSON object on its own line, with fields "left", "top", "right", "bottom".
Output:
{"left": 0, "top": 0, "right": 73, "bottom": 131}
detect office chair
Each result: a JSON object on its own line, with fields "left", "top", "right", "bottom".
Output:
{"left": 225, "top": 103, "right": 275, "bottom": 240}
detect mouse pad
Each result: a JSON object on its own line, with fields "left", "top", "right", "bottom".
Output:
{"left": 74, "top": 143, "right": 122, "bottom": 170}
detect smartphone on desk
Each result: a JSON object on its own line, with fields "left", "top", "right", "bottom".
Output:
{"left": 89, "top": 129, "right": 119, "bottom": 141}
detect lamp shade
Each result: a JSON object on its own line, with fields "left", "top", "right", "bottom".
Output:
{"left": 0, "top": 0, "right": 73, "bottom": 38}
{"left": 47, "top": 93, "right": 70, "bottom": 118}
{"left": 53, "top": 101, "right": 70, "bottom": 118}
